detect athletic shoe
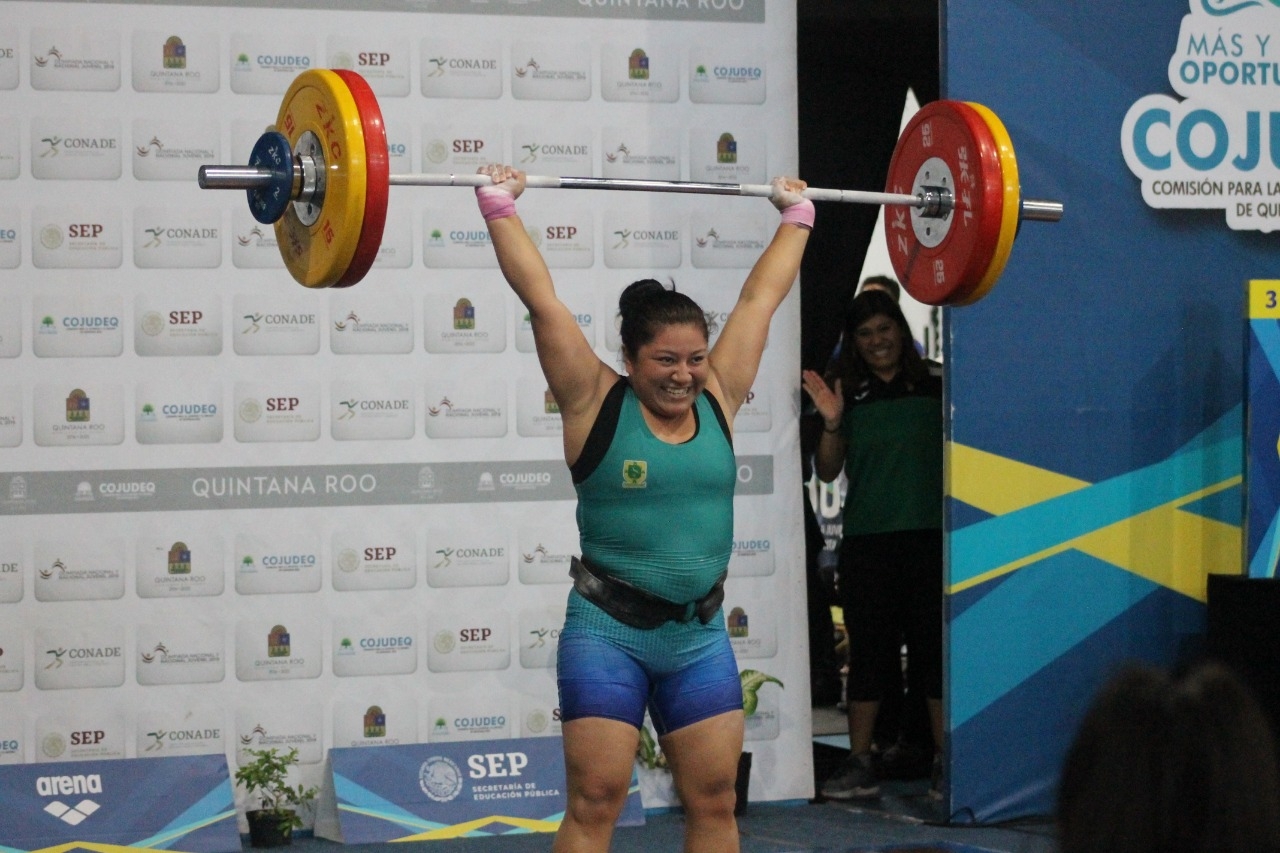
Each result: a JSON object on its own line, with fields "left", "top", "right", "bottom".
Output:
{"left": 928, "top": 752, "right": 944, "bottom": 801}
{"left": 877, "top": 740, "right": 934, "bottom": 780}
{"left": 820, "top": 752, "right": 879, "bottom": 799}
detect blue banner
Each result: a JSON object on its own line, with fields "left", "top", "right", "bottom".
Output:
{"left": 0, "top": 754, "right": 238, "bottom": 853}
{"left": 1246, "top": 281, "right": 1280, "bottom": 578}
{"left": 317, "top": 738, "right": 643, "bottom": 843}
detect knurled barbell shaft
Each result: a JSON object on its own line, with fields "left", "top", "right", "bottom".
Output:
{"left": 196, "top": 164, "right": 1063, "bottom": 222}
{"left": 392, "top": 173, "right": 923, "bottom": 208}
{"left": 200, "top": 164, "right": 924, "bottom": 207}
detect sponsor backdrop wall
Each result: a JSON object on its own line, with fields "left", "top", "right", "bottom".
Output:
{"left": 941, "top": 0, "right": 1276, "bottom": 822}
{"left": 0, "top": 0, "right": 812, "bottom": 824}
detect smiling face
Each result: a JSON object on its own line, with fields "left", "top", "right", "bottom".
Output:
{"left": 853, "top": 313, "right": 904, "bottom": 381}
{"left": 623, "top": 322, "right": 710, "bottom": 423}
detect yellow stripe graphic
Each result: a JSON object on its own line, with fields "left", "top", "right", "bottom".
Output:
{"left": 391, "top": 814, "right": 561, "bottom": 841}
{"left": 949, "top": 443, "right": 1240, "bottom": 601}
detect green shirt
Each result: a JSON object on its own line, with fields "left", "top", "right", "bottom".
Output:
{"left": 841, "top": 365, "right": 943, "bottom": 536}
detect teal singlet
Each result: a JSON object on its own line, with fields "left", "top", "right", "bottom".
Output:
{"left": 566, "top": 378, "right": 736, "bottom": 670}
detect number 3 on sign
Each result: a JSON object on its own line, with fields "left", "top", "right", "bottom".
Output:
{"left": 1248, "top": 281, "right": 1280, "bottom": 319}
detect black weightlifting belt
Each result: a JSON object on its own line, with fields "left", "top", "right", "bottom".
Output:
{"left": 569, "top": 556, "right": 726, "bottom": 630}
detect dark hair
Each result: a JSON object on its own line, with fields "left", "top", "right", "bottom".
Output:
{"left": 829, "top": 289, "right": 926, "bottom": 388}
{"left": 859, "top": 274, "right": 901, "bottom": 301}
{"left": 617, "top": 279, "right": 708, "bottom": 357}
{"left": 1058, "top": 661, "right": 1280, "bottom": 853}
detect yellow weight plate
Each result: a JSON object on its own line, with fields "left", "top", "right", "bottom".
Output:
{"left": 958, "top": 102, "right": 1020, "bottom": 305}
{"left": 273, "top": 69, "right": 368, "bottom": 288}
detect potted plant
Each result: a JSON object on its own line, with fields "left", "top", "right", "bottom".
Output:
{"left": 234, "top": 747, "right": 318, "bottom": 848}
{"left": 635, "top": 668, "right": 783, "bottom": 811}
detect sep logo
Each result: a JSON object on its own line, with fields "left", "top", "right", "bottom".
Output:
{"left": 468, "top": 751, "right": 528, "bottom": 778}
{"left": 419, "top": 756, "right": 462, "bottom": 803}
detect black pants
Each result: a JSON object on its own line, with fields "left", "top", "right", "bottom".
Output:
{"left": 838, "top": 529, "right": 943, "bottom": 703}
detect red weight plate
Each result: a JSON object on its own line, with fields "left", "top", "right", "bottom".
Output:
{"left": 956, "top": 102, "right": 1021, "bottom": 306}
{"left": 882, "top": 100, "right": 1005, "bottom": 306}
{"left": 332, "top": 70, "right": 390, "bottom": 288}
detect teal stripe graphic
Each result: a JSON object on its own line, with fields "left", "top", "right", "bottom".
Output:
{"left": 952, "top": 550, "right": 1158, "bottom": 727}
{"left": 1254, "top": 317, "right": 1280, "bottom": 380}
{"left": 136, "top": 780, "right": 236, "bottom": 848}
{"left": 950, "top": 408, "right": 1241, "bottom": 724}
{"left": 951, "top": 405, "right": 1241, "bottom": 587}
{"left": 1249, "top": 505, "right": 1280, "bottom": 579}
{"left": 334, "top": 773, "right": 451, "bottom": 832}
{"left": 1251, "top": 319, "right": 1280, "bottom": 578}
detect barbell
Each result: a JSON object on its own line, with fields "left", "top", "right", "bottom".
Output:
{"left": 197, "top": 68, "right": 1063, "bottom": 305}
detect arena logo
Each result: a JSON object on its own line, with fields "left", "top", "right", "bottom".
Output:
{"left": 37, "top": 772, "right": 103, "bottom": 826}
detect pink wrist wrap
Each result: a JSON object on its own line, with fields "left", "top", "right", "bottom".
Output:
{"left": 780, "top": 198, "right": 815, "bottom": 230}
{"left": 475, "top": 185, "right": 516, "bottom": 221}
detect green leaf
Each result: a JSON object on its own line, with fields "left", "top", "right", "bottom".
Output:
{"left": 739, "top": 669, "right": 784, "bottom": 716}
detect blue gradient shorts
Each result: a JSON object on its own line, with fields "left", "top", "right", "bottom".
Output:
{"left": 556, "top": 628, "right": 743, "bottom": 736}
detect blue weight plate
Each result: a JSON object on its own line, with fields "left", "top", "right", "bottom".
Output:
{"left": 246, "top": 131, "right": 294, "bottom": 224}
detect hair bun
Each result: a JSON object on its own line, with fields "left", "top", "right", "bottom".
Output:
{"left": 618, "top": 279, "right": 667, "bottom": 319}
